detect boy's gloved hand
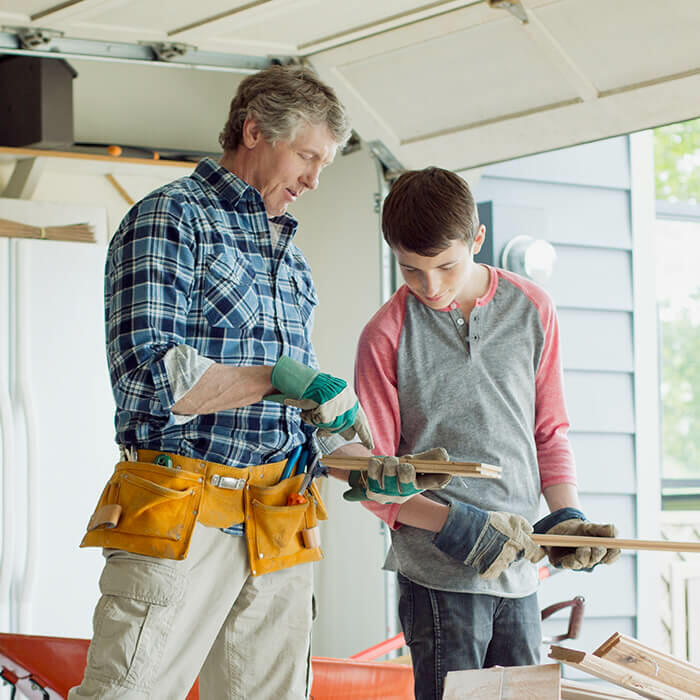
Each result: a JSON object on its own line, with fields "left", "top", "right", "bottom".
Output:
{"left": 266, "top": 355, "right": 373, "bottom": 450}
{"left": 343, "top": 447, "right": 451, "bottom": 504}
{"left": 533, "top": 507, "right": 621, "bottom": 570}
{"left": 433, "top": 502, "right": 545, "bottom": 579}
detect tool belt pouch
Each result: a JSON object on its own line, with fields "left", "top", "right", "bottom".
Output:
{"left": 245, "top": 473, "right": 328, "bottom": 577}
{"left": 80, "top": 460, "right": 205, "bottom": 560}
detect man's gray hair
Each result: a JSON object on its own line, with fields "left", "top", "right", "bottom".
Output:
{"left": 219, "top": 64, "right": 351, "bottom": 151}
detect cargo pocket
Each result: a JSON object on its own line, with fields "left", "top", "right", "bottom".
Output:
{"left": 86, "top": 552, "right": 183, "bottom": 688}
{"left": 116, "top": 471, "right": 197, "bottom": 542}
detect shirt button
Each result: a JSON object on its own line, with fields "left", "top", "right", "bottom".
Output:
{"left": 456, "top": 318, "right": 465, "bottom": 326}
{"left": 473, "top": 315, "right": 479, "bottom": 322}
{"left": 473, "top": 335, "right": 480, "bottom": 341}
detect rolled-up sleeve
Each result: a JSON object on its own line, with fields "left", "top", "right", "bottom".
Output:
{"left": 105, "top": 195, "right": 196, "bottom": 426}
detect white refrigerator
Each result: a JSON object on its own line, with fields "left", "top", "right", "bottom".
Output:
{"left": 0, "top": 197, "right": 119, "bottom": 645}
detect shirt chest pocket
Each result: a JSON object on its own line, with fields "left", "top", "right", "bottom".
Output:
{"left": 203, "top": 253, "right": 259, "bottom": 332}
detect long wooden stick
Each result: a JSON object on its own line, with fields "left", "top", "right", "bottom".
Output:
{"left": 533, "top": 534, "right": 700, "bottom": 553}
{"left": 320, "top": 455, "right": 502, "bottom": 478}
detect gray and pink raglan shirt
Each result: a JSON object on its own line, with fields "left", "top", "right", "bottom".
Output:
{"left": 354, "top": 265, "right": 577, "bottom": 597}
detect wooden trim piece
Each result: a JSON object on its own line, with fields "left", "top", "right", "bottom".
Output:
{"left": 532, "top": 535, "right": 700, "bottom": 554}
{"left": 561, "top": 679, "right": 642, "bottom": 699}
{"left": 593, "top": 633, "right": 700, "bottom": 696}
{"left": 0, "top": 147, "right": 193, "bottom": 169}
{"left": 549, "top": 646, "right": 697, "bottom": 700}
{"left": 320, "top": 455, "right": 502, "bottom": 478}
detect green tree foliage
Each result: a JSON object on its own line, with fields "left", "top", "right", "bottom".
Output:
{"left": 660, "top": 293, "right": 700, "bottom": 478}
{"left": 654, "top": 117, "right": 700, "bottom": 203}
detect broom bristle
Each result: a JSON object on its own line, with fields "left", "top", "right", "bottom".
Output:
{"left": 0, "top": 217, "right": 96, "bottom": 243}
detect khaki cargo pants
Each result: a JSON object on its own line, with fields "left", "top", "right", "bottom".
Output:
{"left": 68, "top": 522, "right": 313, "bottom": 699}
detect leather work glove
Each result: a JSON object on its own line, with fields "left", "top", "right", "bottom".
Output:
{"left": 533, "top": 507, "right": 622, "bottom": 570}
{"left": 266, "top": 355, "right": 374, "bottom": 450}
{"left": 343, "top": 447, "right": 452, "bottom": 504}
{"left": 433, "top": 502, "right": 545, "bottom": 580}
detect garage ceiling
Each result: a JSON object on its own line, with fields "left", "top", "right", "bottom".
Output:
{"left": 1, "top": 0, "right": 699, "bottom": 170}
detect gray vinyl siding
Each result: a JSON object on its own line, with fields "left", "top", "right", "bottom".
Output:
{"left": 473, "top": 135, "right": 638, "bottom": 675}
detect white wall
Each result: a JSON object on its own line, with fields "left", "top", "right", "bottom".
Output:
{"left": 291, "top": 147, "right": 390, "bottom": 658}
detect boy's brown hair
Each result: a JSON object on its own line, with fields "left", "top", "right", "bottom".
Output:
{"left": 382, "top": 167, "right": 480, "bottom": 256}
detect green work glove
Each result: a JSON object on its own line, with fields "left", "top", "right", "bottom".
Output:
{"left": 266, "top": 355, "right": 374, "bottom": 450}
{"left": 343, "top": 448, "right": 451, "bottom": 504}
{"left": 533, "top": 507, "right": 622, "bottom": 570}
{"left": 434, "top": 503, "right": 545, "bottom": 579}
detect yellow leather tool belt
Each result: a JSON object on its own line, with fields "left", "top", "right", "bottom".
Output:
{"left": 80, "top": 449, "right": 328, "bottom": 576}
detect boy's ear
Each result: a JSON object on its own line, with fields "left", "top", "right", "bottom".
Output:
{"left": 472, "top": 225, "right": 486, "bottom": 255}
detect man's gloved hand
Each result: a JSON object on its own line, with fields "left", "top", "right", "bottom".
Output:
{"left": 433, "top": 502, "right": 545, "bottom": 579}
{"left": 266, "top": 355, "right": 373, "bottom": 450}
{"left": 533, "top": 507, "right": 622, "bottom": 570}
{"left": 343, "top": 447, "right": 451, "bottom": 504}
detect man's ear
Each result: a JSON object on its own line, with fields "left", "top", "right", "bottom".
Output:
{"left": 471, "top": 224, "right": 486, "bottom": 255}
{"left": 241, "top": 117, "right": 263, "bottom": 149}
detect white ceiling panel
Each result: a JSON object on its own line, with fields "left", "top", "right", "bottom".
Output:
{"left": 0, "top": 0, "right": 698, "bottom": 170}
{"left": 338, "top": 16, "right": 579, "bottom": 140}
{"left": 535, "top": 0, "right": 700, "bottom": 92}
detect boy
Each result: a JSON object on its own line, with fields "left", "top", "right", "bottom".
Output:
{"left": 348, "top": 167, "right": 620, "bottom": 700}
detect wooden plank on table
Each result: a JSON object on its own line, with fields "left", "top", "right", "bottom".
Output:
{"left": 532, "top": 535, "right": 700, "bottom": 554}
{"left": 593, "top": 633, "right": 700, "bottom": 696}
{"left": 561, "top": 679, "right": 643, "bottom": 699}
{"left": 320, "top": 455, "right": 502, "bottom": 478}
{"left": 549, "top": 646, "right": 697, "bottom": 700}
{"left": 442, "top": 663, "right": 560, "bottom": 699}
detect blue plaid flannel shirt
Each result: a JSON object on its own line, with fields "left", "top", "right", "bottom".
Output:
{"left": 105, "top": 157, "right": 318, "bottom": 472}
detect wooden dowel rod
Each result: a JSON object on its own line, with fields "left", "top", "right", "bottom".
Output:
{"left": 533, "top": 534, "right": 700, "bottom": 553}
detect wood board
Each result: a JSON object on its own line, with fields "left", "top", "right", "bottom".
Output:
{"left": 549, "top": 646, "right": 697, "bottom": 700}
{"left": 442, "top": 663, "right": 560, "bottom": 700}
{"left": 320, "top": 455, "right": 502, "bottom": 478}
{"left": 532, "top": 535, "right": 700, "bottom": 554}
{"left": 561, "top": 679, "right": 643, "bottom": 699}
{"left": 593, "top": 633, "right": 700, "bottom": 697}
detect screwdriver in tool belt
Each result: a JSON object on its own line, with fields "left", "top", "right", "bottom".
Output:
{"left": 287, "top": 453, "right": 321, "bottom": 506}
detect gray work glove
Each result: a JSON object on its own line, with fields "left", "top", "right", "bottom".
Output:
{"left": 343, "top": 448, "right": 452, "bottom": 504}
{"left": 533, "top": 507, "right": 622, "bottom": 570}
{"left": 433, "top": 502, "right": 545, "bottom": 579}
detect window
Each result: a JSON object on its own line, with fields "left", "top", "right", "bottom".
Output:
{"left": 654, "top": 117, "right": 700, "bottom": 510}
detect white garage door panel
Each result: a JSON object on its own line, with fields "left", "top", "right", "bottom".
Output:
{"left": 338, "top": 17, "right": 578, "bottom": 140}
{"left": 536, "top": 0, "right": 700, "bottom": 92}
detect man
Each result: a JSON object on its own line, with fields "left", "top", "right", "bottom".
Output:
{"left": 71, "top": 64, "right": 372, "bottom": 700}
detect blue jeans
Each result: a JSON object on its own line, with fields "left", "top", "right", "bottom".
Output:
{"left": 397, "top": 573, "right": 541, "bottom": 700}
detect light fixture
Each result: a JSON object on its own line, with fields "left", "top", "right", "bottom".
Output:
{"left": 501, "top": 235, "right": 557, "bottom": 283}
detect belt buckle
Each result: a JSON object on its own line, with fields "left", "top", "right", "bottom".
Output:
{"left": 210, "top": 474, "right": 245, "bottom": 490}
